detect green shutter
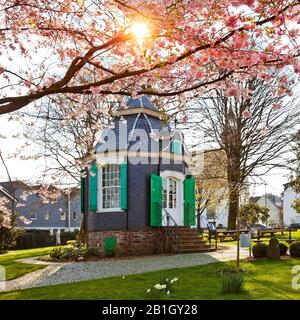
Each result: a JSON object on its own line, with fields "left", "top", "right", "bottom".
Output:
{"left": 89, "top": 162, "right": 98, "bottom": 212}
{"left": 80, "top": 173, "right": 85, "bottom": 214}
{"left": 172, "top": 140, "right": 182, "bottom": 154}
{"left": 184, "top": 176, "right": 196, "bottom": 226}
{"left": 150, "top": 173, "right": 162, "bottom": 226}
{"left": 120, "top": 163, "right": 127, "bottom": 210}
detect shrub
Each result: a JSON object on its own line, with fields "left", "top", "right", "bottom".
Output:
{"left": 60, "top": 231, "right": 78, "bottom": 245}
{"left": 221, "top": 272, "right": 246, "bottom": 294}
{"left": 48, "top": 242, "right": 84, "bottom": 261}
{"left": 66, "top": 240, "right": 76, "bottom": 246}
{"left": 84, "top": 246, "right": 101, "bottom": 259}
{"left": 49, "top": 247, "right": 64, "bottom": 260}
{"left": 279, "top": 243, "right": 288, "bottom": 256}
{"left": 252, "top": 243, "right": 268, "bottom": 258}
{"left": 290, "top": 241, "right": 300, "bottom": 258}
{"left": 61, "top": 247, "right": 80, "bottom": 261}
{"left": 15, "top": 230, "right": 55, "bottom": 249}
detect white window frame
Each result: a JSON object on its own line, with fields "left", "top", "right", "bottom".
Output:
{"left": 98, "top": 163, "right": 122, "bottom": 212}
{"left": 30, "top": 210, "right": 36, "bottom": 220}
{"left": 60, "top": 212, "right": 66, "bottom": 221}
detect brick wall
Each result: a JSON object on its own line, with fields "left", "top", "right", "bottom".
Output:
{"left": 87, "top": 228, "right": 163, "bottom": 256}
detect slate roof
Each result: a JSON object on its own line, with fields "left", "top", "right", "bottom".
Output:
{"left": 120, "top": 96, "right": 157, "bottom": 111}
{"left": 0, "top": 181, "right": 29, "bottom": 194}
{"left": 0, "top": 185, "right": 17, "bottom": 201}
{"left": 95, "top": 113, "right": 163, "bottom": 152}
{"left": 251, "top": 194, "right": 282, "bottom": 209}
{"left": 95, "top": 95, "right": 189, "bottom": 155}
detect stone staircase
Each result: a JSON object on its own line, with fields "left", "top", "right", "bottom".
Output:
{"left": 163, "top": 226, "right": 215, "bottom": 254}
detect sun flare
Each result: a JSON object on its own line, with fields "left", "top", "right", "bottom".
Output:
{"left": 131, "top": 22, "right": 149, "bottom": 39}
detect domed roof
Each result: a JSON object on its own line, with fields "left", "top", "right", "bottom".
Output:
{"left": 117, "top": 95, "right": 157, "bottom": 112}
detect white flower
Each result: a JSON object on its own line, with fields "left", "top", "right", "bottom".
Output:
{"left": 167, "top": 291, "right": 170, "bottom": 295}
{"left": 122, "top": 276, "right": 125, "bottom": 279}
{"left": 154, "top": 284, "right": 167, "bottom": 290}
{"left": 171, "top": 277, "right": 178, "bottom": 284}
{"left": 147, "top": 289, "right": 151, "bottom": 293}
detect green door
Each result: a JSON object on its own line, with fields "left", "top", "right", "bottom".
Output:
{"left": 184, "top": 176, "right": 196, "bottom": 226}
{"left": 150, "top": 173, "right": 162, "bottom": 226}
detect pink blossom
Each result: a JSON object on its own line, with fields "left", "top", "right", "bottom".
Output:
{"left": 227, "top": 16, "right": 238, "bottom": 28}
{"left": 242, "top": 110, "right": 252, "bottom": 119}
{"left": 196, "top": 71, "right": 203, "bottom": 78}
{"left": 294, "top": 64, "right": 300, "bottom": 74}
{"left": 272, "top": 103, "right": 282, "bottom": 110}
{"left": 239, "top": 0, "right": 254, "bottom": 6}
{"left": 226, "top": 87, "right": 239, "bottom": 97}
{"left": 233, "top": 33, "right": 249, "bottom": 49}
{"left": 168, "top": 55, "right": 177, "bottom": 63}
{"left": 273, "top": 15, "right": 285, "bottom": 27}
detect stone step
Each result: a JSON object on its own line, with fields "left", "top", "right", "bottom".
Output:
{"left": 177, "top": 240, "right": 207, "bottom": 247}
{"left": 177, "top": 244, "right": 209, "bottom": 250}
{"left": 177, "top": 234, "right": 203, "bottom": 239}
{"left": 177, "top": 231, "right": 200, "bottom": 236}
{"left": 176, "top": 246, "right": 216, "bottom": 254}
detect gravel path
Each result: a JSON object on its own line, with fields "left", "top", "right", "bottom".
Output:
{"left": 0, "top": 246, "right": 249, "bottom": 292}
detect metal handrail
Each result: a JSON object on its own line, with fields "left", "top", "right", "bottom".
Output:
{"left": 161, "top": 208, "right": 178, "bottom": 252}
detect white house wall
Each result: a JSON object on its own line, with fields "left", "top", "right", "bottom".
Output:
{"left": 283, "top": 187, "right": 300, "bottom": 226}
{"left": 255, "top": 196, "right": 280, "bottom": 226}
{"left": 201, "top": 205, "right": 229, "bottom": 229}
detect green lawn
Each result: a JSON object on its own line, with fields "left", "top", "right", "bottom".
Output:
{"left": 0, "top": 246, "right": 59, "bottom": 280}
{"left": 1, "top": 258, "right": 300, "bottom": 300}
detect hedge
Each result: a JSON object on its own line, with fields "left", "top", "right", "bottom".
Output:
{"left": 14, "top": 230, "right": 78, "bottom": 250}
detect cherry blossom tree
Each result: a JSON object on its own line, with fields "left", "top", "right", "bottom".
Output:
{"left": 0, "top": 0, "right": 299, "bottom": 117}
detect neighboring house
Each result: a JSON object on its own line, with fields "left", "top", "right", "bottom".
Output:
{"left": 0, "top": 183, "right": 17, "bottom": 203}
{"left": 81, "top": 95, "right": 200, "bottom": 255}
{"left": 200, "top": 205, "right": 229, "bottom": 229}
{"left": 282, "top": 183, "right": 300, "bottom": 226}
{"left": 0, "top": 181, "right": 82, "bottom": 233}
{"left": 251, "top": 194, "right": 282, "bottom": 227}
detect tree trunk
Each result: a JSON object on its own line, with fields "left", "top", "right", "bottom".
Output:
{"left": 197, "top": 210, "right": 202, "bottom": 233}
{"left": 227, "top": 186, "right": 239, "bottom": 230}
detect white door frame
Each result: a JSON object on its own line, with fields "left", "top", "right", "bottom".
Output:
{"left": 160, "top": 170, "right": 185, "bottom": 226}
